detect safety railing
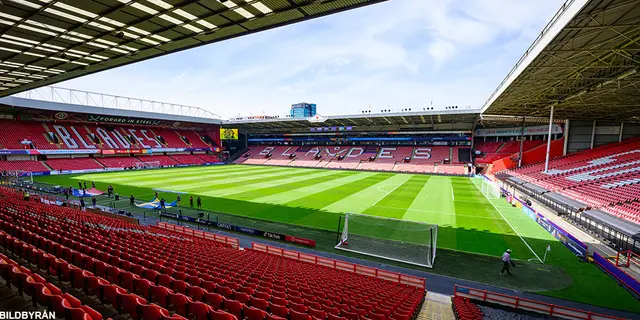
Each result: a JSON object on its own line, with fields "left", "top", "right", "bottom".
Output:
{"left": 251, "top": 242, "right": 425, "bottom": 289}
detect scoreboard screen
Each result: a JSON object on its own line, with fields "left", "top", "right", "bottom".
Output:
{"left": 220, "top": 128, "right": 238, "bottom": 140}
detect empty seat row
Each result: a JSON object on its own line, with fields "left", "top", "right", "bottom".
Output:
{"left": 0, "top": 186, "right": 425, "bottom": 320}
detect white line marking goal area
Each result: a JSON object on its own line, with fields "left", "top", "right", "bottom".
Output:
{"left": 472, "top": 178, "right": 544, "bottom": 264}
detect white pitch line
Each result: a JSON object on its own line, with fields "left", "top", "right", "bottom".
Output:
{"left": 370, "top": 182, "right": 405, "bottom": 208}
{"left": 376, "top": 205, "right": 506, "bottom": 220}
{"left": 450, "top": 180, "right": 455, "bottom": 201}
{"left": 473, "top": 180, "right": 544, "bottom": 263}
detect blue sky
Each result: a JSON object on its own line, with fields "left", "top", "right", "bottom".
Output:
{"left": 58, "top": 0, "right": 563, "bottom": 119}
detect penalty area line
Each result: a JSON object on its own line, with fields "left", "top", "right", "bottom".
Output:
{"left": 370, "top": 181, "right": 406, "bottom": 208}
{"left": 473, "top": 180, "right": 544, "bottom": 264}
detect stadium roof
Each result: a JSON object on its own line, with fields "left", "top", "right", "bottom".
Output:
{"left": 0, "top": 95, "right": 222, "bottom": 124}
{"left": 0, "top": 0, "right": 385, "bottom": 97}
{"left": 482, "top": 0, "right": 640, "bottom": 122}
{"left": 224, "top": 109, "right": 480, "bottom": 132}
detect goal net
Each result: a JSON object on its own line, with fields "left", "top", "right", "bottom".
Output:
{"left": 135, "top": 161, "right": 161, "bottom": 170}
{"left": 481, "top": 177, "right": 501, "bottom": 199}
{"left": 335, "top": 213, "right": 438, "bottom": 268}
{"left": 3, "top": 170, "right": 33, "bottom": 183}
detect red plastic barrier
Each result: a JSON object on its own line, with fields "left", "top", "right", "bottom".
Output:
{"left": 285, "top": 235, "right": 316, "bottom": 247}
{"left": 252, "top": 242, "right": 425, "bottom": 289}
{"left": 156, "top": 222, "right": 240, "bottom": 249}
{"left": 454, "top": 285, "right": 626, "bottom": 320}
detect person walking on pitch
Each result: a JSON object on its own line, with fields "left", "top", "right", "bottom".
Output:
{"left": 500, "top": 249, "right": 515, "bottom": 275}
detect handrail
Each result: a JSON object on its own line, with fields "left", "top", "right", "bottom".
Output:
{"left": 454, "top": 285, "right": 627, "bottom": 320}
{"left": 251, "top": 242, "right": 425, "bottom": 289}
{"left": 156, "top": 221, "right": 239, "bottom": 249}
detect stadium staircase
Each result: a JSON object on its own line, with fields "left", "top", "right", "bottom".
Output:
{"left": 415, "top": 293, "right": 454, "bottom": 320}
{"left": 0, "top": 186, "right": 426, "bottom": 320}
{"left": 226, "top": 148, "right": 250, "bottom": 164}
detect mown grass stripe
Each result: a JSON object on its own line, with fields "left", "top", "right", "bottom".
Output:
{"left": 95, "top": 165, "right": 277, "bottom": 185}
{"left": 404, "top": 176, "right": 455, "bottom": 225}
{"left": 255, "top": 172, "right": 376, "bottom": 205}
{"left": 363, "top": 175, "right": 431, "bottom": 219}
{"left": 175, "top": 168, "right": 312, "bottom": 192}
{"left": 229, "top": 170, "right": 355, "bottom": 201}
{"left": 322, "top": 174, "right": 412, "bottom": 214}
{"left": 122, "top": 166, "right": 282, "bottom": 187}
{"left": 191, "top": 169, "right": 325, "bottom": 196}
{"left": 76, "top": 164, "right": 255, "bottom": 182}
{"left": 285, "top": 173, "right": 392, "bottom": 210}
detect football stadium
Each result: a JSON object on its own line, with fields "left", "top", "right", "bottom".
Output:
{"left": 1, "top": 0, "right": 640, "bottom": 320}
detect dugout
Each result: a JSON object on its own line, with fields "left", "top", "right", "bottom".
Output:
{"left": 571, "top": 210, "right": 640, "bottom": 254}
{"left": 503, "top": 177, "right": 581, "bottom": 216}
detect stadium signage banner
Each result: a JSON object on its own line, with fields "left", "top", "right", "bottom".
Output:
{"left": 215, "top": 222, "right": 234, "bottom": 230}
{"left": 263, "top": 231, "right": 284, "bottom": 241}
{"left": 87, "top": 114, "right": 161, "bottom": 126}
{"left": 285, "top": 235, "right": 316, "bottom": 247}
{"left": 0, "top": 149, "right": 99, "bottom": 155}
{"left": 536, "top": 215, "right": 587, "bottom": 257}
{"left": 475, "top": 124, "right": 563, "bottom": 137}
{"left": 593, "top": 252, "right": 640, "bottom": 296}
{"left": 234, "top": 226, "right": 262, "bottom": 235}
{"left": 101, "top": 149, "right": 153, "bottom": 155}
{"left": 159, "top": 214, "right": 315, "bottom": 247}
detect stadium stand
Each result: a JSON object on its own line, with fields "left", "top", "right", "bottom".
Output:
{"left": 198, "top": 154, "right": 223, "bottom": 163}
{"left": 501, "top": 138, "right": 640, "bottom": 223}
{"left": 178, "top": 130, "right": 213, "bottom": 149}
{"left": 238, "top": 145, "right": 468, "bottom": 174}
{"left": 0, "top": 160, "right": 50, "bottom": 173}
{"left": 0, "top": 247, "right": 103, "bottom": 319}
{"left": 0, "top": 186, "right": 426, "bottom": 320}
{"left": 46, "top": 158, "right": 104, "bottom": 171}
{"left": 436, "top": 165, "right": 466, "bottom": 175}
{"left": 0, "top": 120, "right": 57, "bottom": 150}
{"left": 95, "top": 156, "right": 142, "bottom": 168}
{"left": 136, "top": 155, "right": 180, "bottom": 167}
{"left": 0, "top": 120, "right": 218, "bottom": 151}
{"left": 292, "top": 146, "right": 325, "bottom": 167}
{"left": 152, "top": 128, "right": 190, "bottom": 149}
{"left": 452, "top": 297, "right": 483, "bottom": 320}
{"left": 474, "top": 140, "right": 545, "bottom": 164}
{"left": 170, "top": 154, "right": 209, "bottom": 165}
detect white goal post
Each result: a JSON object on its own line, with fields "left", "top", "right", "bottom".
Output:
{"left": 481, "top": 177, "right": 501, "bottom": 199}
{"left": 335, "top": 213, "right": 438, "bottom": 268}
{"left": 135, "top": 161, "right": 161, "bottom": 169}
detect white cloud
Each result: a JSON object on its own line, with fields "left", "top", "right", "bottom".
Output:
{"left": 54, "top": 0, "right": 564, "bottom": 119}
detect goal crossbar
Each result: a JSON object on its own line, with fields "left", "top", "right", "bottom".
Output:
{"left": 335, "top": 213, "right": 438, "bottom": 268}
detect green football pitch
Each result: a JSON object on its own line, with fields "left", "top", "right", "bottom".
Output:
{"left": 34, "top": 165, "right": 640, "bottom": 313}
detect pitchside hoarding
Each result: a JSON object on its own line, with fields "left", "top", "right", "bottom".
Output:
{"left": 160, "top": 213, "right": 315, "bottom": 247}
{"left": 504, "top": 186, "right": 588, "bottom": 258}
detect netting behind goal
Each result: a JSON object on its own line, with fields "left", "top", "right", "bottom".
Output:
{"left": 481, "top": 178, "right": 501, "bottom": 199}
{"left": 135, "top": 161, "right": 161, "bottom": 169}
{"left": 335, "top": 213, "right": 437, "bottom": 268}
{"left": 3, "top": 170, "right": 33, "bottom": 183}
